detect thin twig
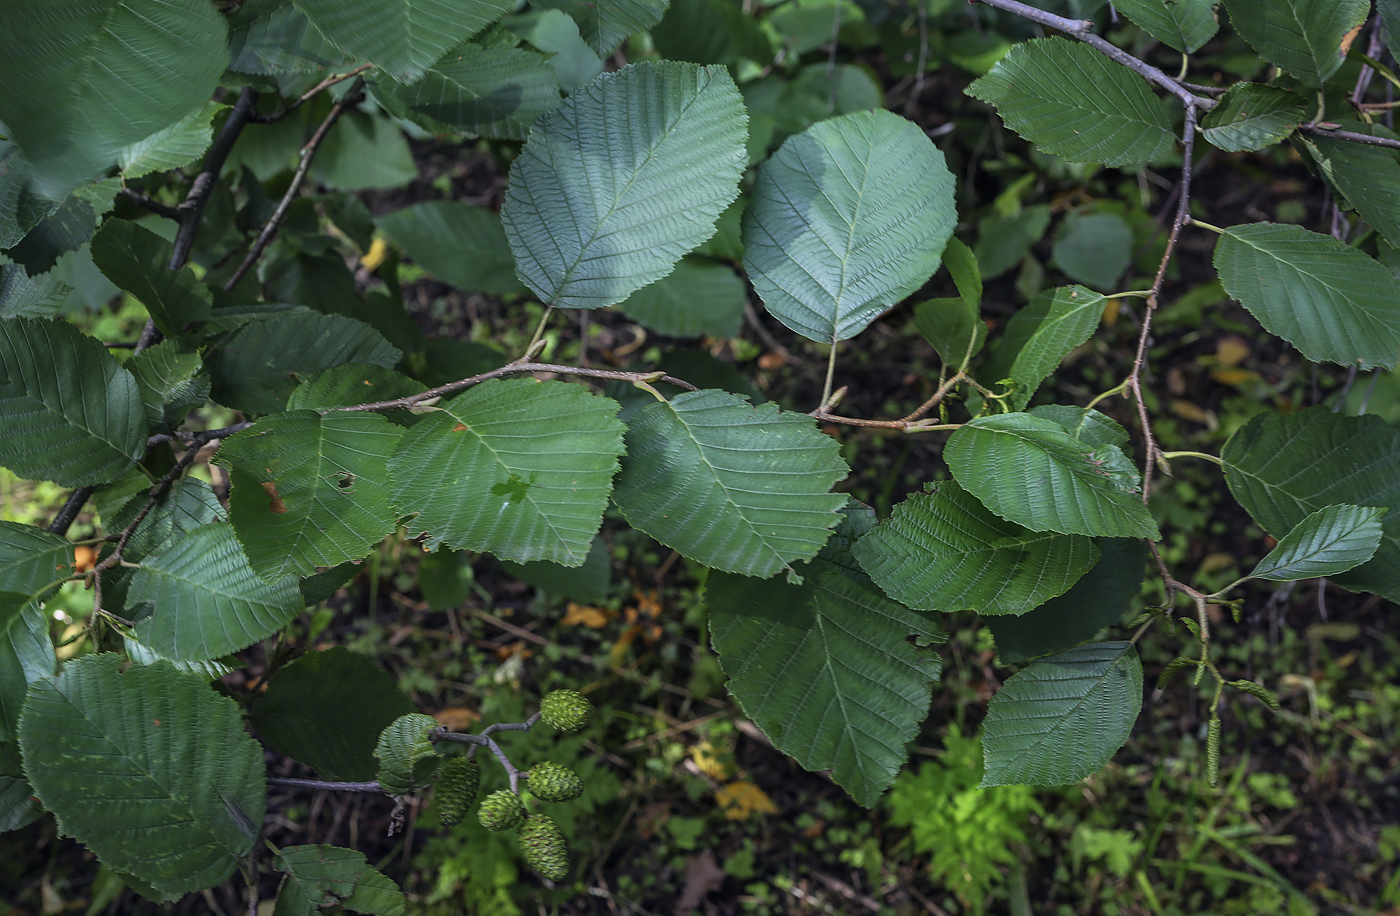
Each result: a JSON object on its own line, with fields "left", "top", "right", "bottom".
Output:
{"left": 225, "top": 77, "right": 366, "bottom": 290}
{"left": 248, "top": 63, "right": 374, "bottom": 123}
{"left": 326, "top": 361, "right": 700, "bottom": 413}
{"left": 117, "top": 187, "right": 180, "bottom": 221}
{"left": 170, "top": 87, "right": 260, "bottom": 270}
{"left": 1125, "top": 105, "right": 1197, "bottom": 506}
{"left": 268, "top": 777, "right": 385, "bottom": 793}
{"left": 1299, "top": 122, "right": 1400, "bottom": 149}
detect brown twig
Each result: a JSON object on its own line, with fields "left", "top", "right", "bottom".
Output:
{"left": 117, "top": 186, "right": 180, "bottom": 221}
{"left": 225, "top": 77, "right": 367, "bottom": 290}
{"left": 1125, "top": 106, "right": 1197, "bottom": 506}
{"left": 170, "top": 87, "right": 260, "bottom": 270}
{"left": 1298, "top": 122, "right": 1400, "bottom": 149}
{"left": 326, "top": 361, "right": 700, "bottom": 413}
{"left": 47, "top": 486, "right": 95, "bottom": 535}
{"left": 248, "top": 64, "right": 374, "bottom": 123}
{"left": 268, "top": 777, "right": 385, "bottom": 793}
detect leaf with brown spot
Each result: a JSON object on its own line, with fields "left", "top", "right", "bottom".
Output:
{"left": 261, "top": 481, "right": 287, "bottom": 514}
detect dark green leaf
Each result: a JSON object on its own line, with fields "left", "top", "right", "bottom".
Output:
{"left": 986, "top": 539, "right": 1148, "bottom": 664}
{"left": 0, "top": 318, "right": 145, "bottom": 485}
{"left": 310, "top": 113, "right": 417, "bottom": 192}
{"left": 975, "top": 205, "right": 1051, "bottom": 281}
{"left": 982, "top": 286, "right": 1107, "bottom": 411}
{"left": 217, "top": 411, "right": 405, "bottom": 581}
{"left": 508, "top": 10, "right": 604, "bottom": 92}
{"left": 127, "top": 342, "right": 210, "bottom": 427}
{"left": 129, "top": 523, "right": 303, "bottom": 661}
{"left": 1223, "top": 408, "right": 1400, "bottom": 600}
{"left": 286, "top": 365, "right": 426, "bottom": 410}
{"left": 273, "top": 846, "right": 404, "bottom": 916}
{"left": 249, "top": 648, "right": 417, "bottom": 782}
{"left": 376, "top": 202, "right": 525, "bottom": 296}
{"left": 1221, "top": 0, "right": 1367, "bottom": 87}
{"left": 1249, "top": 504, "right": 1386, "bottom": 581}
{"left": 1051, "top": 212, "right": 1132, "bottom": 290}
{"left": 19, "top": 654, "right": 265, "bottom": 900}
{"left": 946, "top": 413, "right": 1159, "bottom": 539}
{"left": 206, "top": 313, "right": 402, "bottom": 415}
{"left": 228, "top": 2, "right": 348, "bottom": 75}
{"left": 501, "top": 536, "right": 612, "bottom": 603}
{"left": 1201, "top": 83, "right": 1307, "bottom": 152}
{"left": 1303, "top": 123, "right": 1400, "bottom": 250}
{"left": 90, "top": 220, "right": 212, "bottom": 336}
{"left": 532, "top": 0, "right": 670, "bottom": 55}
{"left": 0, "top": 593, "right": 56, "bottom": 742}
{"left": 616, "top": 259, "right": 745, "bottom": 338}
{"left": 708, "top": 506, "right": 943, "bottom": 807}
{"left": 0, "top": 1, "right": 229, "bottom": 195}
{"left": 390, "top": 379, "right": 625, "bottom": 565}
{"left": 612, "top": 389, "right": 847, "bottom": 578}
{"left": 743, "top": 110, "right": 956, "bottom": 343}
{"left": 381, "top": 43, "right": 560, "bottom": 141}
{"left": 0, "top": 262, "right": 70, "bottom": 319}
{"left": 854, "top": 480, "right": 1098, "bottom": 615}
{"left": 501, "top": 62, "right": 746, "bottom": 310}
{"left": 966, "top": 38, "right": 1175, "bottom": 166}
{"left": 915, "top": 298, "right": 986, "bottom": 369}
{"left": 1115, "top": 0, "right": 1219, "bottom": 53}
{"left": 1213, "top": 222, "right": 1400, "bottom": 370}
{"left": 5, "top": 178, "right": 119, "bottom": 276}
{"left": 292, "top": 0, "right": 513, "bottom": 82}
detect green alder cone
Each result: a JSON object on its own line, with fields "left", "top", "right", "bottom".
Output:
{"left": 526, "top": 761, "right": 584, "bottom": 803}
{"left": 477, "top": 789, "right": 526, "bottom": 831}
{"left": 518, "top": 814, "right": 569, "bottom": 881}
{"left": 435, "top": 758, "right": 480, "bottom": 826}
{"left": 538, "top": 689, "right": 591, "bottom": 732}
{"left": 373, "top": 713, "right": 443, "bottom": 796}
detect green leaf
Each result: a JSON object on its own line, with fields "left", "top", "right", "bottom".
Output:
{"left": 1302, "top": 123, "right": 1400, "bottom": 250}
{"left": 5, "top": 177, "right": 119, "bottom": 276}
{"left": 501, "top": 61, "right": 746, "bottom": 310}
{"left": 941, "top": 237, "right": 982, "bottom": 308}
{"left": 274, "top": 846, "right": 405, "bottom": 916}
{"left": 1114, "top": 0, "right": 1219, "bottom": 53}
{"left": 612, "top": 389, "right": 847, "bottom": 578}
{"left": 915, "top": 298, "right": 986, "bottom": 369}
{"left": 0, "top": 593, "right": 57, "bottom": 743}
{"left": 0, "top": 318, "right": 145, "bottom": 486}
{"left": 18, "top": 654, "right": 266, "bottom": 901}
{"left": 90, "top": 220, "right": 212, "bottom": 336}
{"left": 381, "top": 43, "right": 560, "bottom": 141}
{"left": 853, "top": 480, "right": 1099, "bottom": 615}
{"left": 217, "top": 411, "right": 405, "bottom": 581}
{"left": 1223, "top": 409, "right": 1400, "bottom": 600}
{"left": 0, "top": 520, "right": 77, "bottom": 597}
{"left": 127, "top": 342, "right": 210, "bottom": 427}
{"left": 987, "top": 539, "right": 1149, "bottom": 664}
{"left": 509, "top": 9, "right": 604, "bottom": 92}
{"left": 118, "top": 100, "right": 221, "bottom": 179}
{"left": 982, "top": 286, "right": 1107, "bottom": 411}
{"left": 1027, "top": 405, "right": 1130, "bottom": 449}
{"left": 707, "top": 506, "right": 943, "bottom": 807}
{"left": 981, "top": 641, "right": 1143, "bottom": 786}
{"left": 742, "top": 109, "right": 956, "bottom": 343}
{"left": 946, "top": 413, "right": 1159, "bottom": 539}
{"left": 374, "top": 713, "right": 443, "bottom": 795}
{"left": 310, "top": 113, "right": 417, "bottom": 192}
{"left": 0, "top": 143, "right": 57, "bottom": 249}
{"left": 206, "top": 313, "right": 402, "bottom": 415}
{"left": 291, "top": 0, "right": 513, "bottom": 82}
{"left": 1200, "top": 84, "right": 1307, "bottom": 152}
{"left": 501, "top": 536, "right": 612, "bottom": 603}
{"left": 249, "top": 648, "right": 417, "bottom": 782}
{"left": 228, "top": 2, "right": 348, "bottom": 75}
{"left": 975, "top": 204, "right": 1052, "bottom": 281}
{"left": 0, "top": 1, "right": 229, "bottom": 195}
{"left": 0, "top": 771, "right": 43, "bottom": 833}
{"left": 129, "top": 523, "right": 303, "bottom": 661}
{"left": 286, "top": 365, "right": 426, "bottom": 411}
{"left": 1221, "top": 0, "right": 1367, "bottom": 87}
{"left": 532, "top": 0, "right": 670, "bottom": 55}
{"left": 1213, "top": 222, "right": 1400, "bottom": 370}
{"left": 389, "top": 379, "right": 625, "bottom": 565}
{"left": 376, "top": 202, "right": 525, "bottom": 295}
{"left": 1051, "top": 212, "right": 1132, "bottom": 291}
{"left": 1382, "top": 0, "right": 1400, "bottom": 71}
{"left": 967, "top": 37, "right": 1175, "bottom": 166}
{"left": 1248, "top": 504, "right": 1386, "bottom": 581}
{"left": 616, "top": 259, "right": 745, "bottom": 338}
{"left": 0, "top": 262, "right": 70, "bottom": 319}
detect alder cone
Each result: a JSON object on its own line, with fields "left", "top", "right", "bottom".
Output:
{"left": 436, "top": 758, "right": 480, "bottom": 826}
{"left": 539, "top": 689, "right": 592, "bottom": 732}
{"left": 519, "top": 814, "right": 569, "bottom": 881}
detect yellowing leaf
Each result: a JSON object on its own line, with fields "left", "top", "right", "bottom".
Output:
{"left": 1215, "top": 336, "right": 1250, "bottom": 366}
{"left": 715, "top": 780, "right": 777, "bottom": 820}
{"left": 362, "top": 236, "right": 389, "bottom": 271}
{"left": 563, "top": 602, "right": 615, "bottom": 628}
{"left": 690, "top": 741, "right": 731, "bottom": 779}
